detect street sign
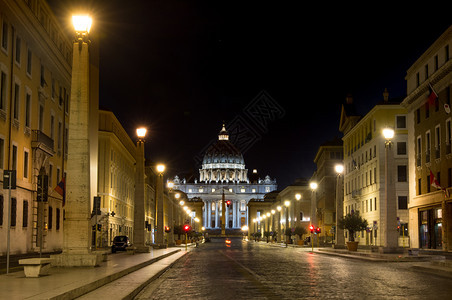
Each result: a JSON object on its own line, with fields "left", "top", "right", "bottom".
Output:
{"left": 3, "top": 170, "right": 16, "bottom": 189}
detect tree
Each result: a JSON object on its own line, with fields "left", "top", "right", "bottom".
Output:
{"left": 338, "top": 212, "right": 368, "bottom": 242}
{"left": 293, "top": 226, "right": 307, "bottom": 240}
{"left": 263, "top": 231, "right": 271, "bottom": 242}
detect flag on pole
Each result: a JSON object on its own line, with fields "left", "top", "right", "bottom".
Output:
{"left": 55, "top": 176, "right": 66, "bottom": 206}
{"left": 429, "top": 170, "right": 441, "bottom": 190}
{"left": 428, "top": 83, "right": 438, "bottom": 105}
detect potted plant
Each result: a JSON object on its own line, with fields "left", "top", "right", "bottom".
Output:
{"left": 173, "top": 225, "right": 183, "bottom": 245}
{"left": 263, "top": 231, "right": 271, "bottom": 243}
{"left": 338, "top": 211, "right": 368, "bottom": 251}
{"left": 284, "top": 228, "right": 293, "bottom": 244}
{"left": 294, "top": 226, "right": 307, "bottom": 245}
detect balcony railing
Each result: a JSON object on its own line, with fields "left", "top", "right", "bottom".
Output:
{"left": 32, "top": 130, "right": 54, "bottom": 156}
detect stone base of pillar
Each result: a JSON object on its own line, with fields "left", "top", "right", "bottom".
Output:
{"left": 134, "top": 245, "right": 151, "bottom": 253}
{"left": 333, "top": 244, "right": 346, "bottom": 249}
{"left": 152, "top": 244, "right": 168, "bottom": 249}
{"left": 378, "top": 246, "right": 404, "bottom": 254}
{"left": 50, "top": 252, "right": 102, "bottom": 267}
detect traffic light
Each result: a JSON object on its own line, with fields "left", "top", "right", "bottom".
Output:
{"left": 309, "top": 225, "right": 315, "bottom": 233}
{"left": 97, "top": 224, "right": 102, "bottom": 231}
{"left": 226, "top": 200, "right": 231, "bottom": 208}
{"left": 183, "top": 224, "right": 191, "bottom": 233}
{"left": 315, "top": 227, "right": 321, "bottom": 234}
{"left": 164, "top": 226, "right": 171, "bottom": 233}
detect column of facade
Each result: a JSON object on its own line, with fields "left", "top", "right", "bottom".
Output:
{"left": 215, "top": 201, "right": 219, "bottom": 228}
{"left": 207, "top": 201, "right": 211, "bottom": 228}
{"left": 203, "top": 201, "right": 207, "bottom": 228}
{"left": 246, "top": 206, "right": 249, "bottom": 227}
{"left": 233, "top": 201, "right": 237, "bottom": 227}
{"left": 225, "top": 205, "right": 229, "bottom": 228}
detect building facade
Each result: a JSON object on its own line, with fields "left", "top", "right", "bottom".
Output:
{"left": 341, "top": 93, "right": 409, "bottom": 247}
{"left": 172, "top": 125, "right": 277, "bottom": 231}
{"left": 402, "top": 25, "right": 452, "bottom": 251}
{"left": 0, "top": 0, "right": 72, "bottom": 255}
{"left": 311, "top": 137, "right": 343, "bottom": 244}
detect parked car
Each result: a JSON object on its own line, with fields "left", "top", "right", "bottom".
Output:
{"left": 111, "top": 235, "right": 131, "bottom": 253}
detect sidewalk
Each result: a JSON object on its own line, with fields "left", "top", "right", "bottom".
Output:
{"left": 250, "top": 240, "right": 452, "bottom": 278}
{"left": 0, "top": 246, "right": 190, "bottom": 300}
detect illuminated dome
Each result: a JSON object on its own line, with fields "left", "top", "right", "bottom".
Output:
{"left": 200, "top": 124, "right": 248, "bottom": 183}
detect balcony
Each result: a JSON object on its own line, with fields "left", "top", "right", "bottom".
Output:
{"left": 31, "top": 130, "right": 54, "bottom": 156}
{"left": 352, "top": 190, "right": 361, "bottom": 198}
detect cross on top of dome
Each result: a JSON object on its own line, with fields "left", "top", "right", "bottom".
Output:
{"left": 218, "top": 123, "right": 229, "bottom": 141}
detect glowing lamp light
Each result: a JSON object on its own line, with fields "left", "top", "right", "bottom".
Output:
{"left": 277, "top": 206, "right": 282, "bottom": 212}
{"left": 179, "top": 200, "right": 184, "bottom": 206}
{"left": 383, "top": 128, "right": 395, "bottom": 140}
{"left": 284, "top": 200, "right": 290, "bottom": 207}
{"left": 335, "top": 164, "right": 344, "bottom": 174}
{"left": 72, "top": 15, "right": 92, "bottom": 33}
{"left": 271, "top": 209, "right": 275, "bottom": 214}
{"left": 167, "top": 181, "right": 174, "bottom": 189}
{"left": 242, "top": 225, "right": 249, "bottom": 231}
{"left": 266, "top": 212, "right": 270, "bottom": 217}
{"left": 295, "top": 193, "right": 301, "bottom": 201}
{"left": 137, "top": 127, "right": 147, "bottom": 138}
{"left": 156, "top": 164, "right": 165, "bottom": 173}
{"left": 310, "top": 182, "right": 318, "bottom": 190}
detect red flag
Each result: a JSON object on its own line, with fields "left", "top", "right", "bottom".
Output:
{"left": 54, "top": 176, "right": 65, "bottom": 206}
{"left": 429, "top": 170, "right": 441, "bottom": 190}
{"left": 428, "top": 83, "right": 438, "bottom": 105}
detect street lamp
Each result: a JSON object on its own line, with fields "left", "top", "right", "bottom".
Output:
{"left": 382, "top": 127, "right": 398, "bottom": 251}
{"left": 310, "top": 181, "right": 318, "bottom": 248}
{"left": 284, "top": 201, "right": 290, "bottom": 245}
{"left": 277, "top": 206, "right": 282, "bottom": 243}
{"left": 334, "top": 164, "right": 345, "bottom": 248}
{"left": 52, "top": 14, "right": 99, "bottom": 267}
{"left": 156, "top": 164, "right": 166, "bottom": 246}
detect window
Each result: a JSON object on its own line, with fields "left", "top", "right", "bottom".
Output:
{"left": 446, "top": 45, "right": 450, "bottom": 62}
{"left": 39, "top": 105, "right": 44, "bottom": 131}
{"left": 51, "top": 78, "right": 55, "bottom": 99}
{"left": 11, "top": 198, "right": 16, "bottom": 227}
{"left": 449, "top": 168, "right": 452, "bottom": 188}
{"left": 27, "top": 48, "right": 32, "bottom": 75}
{"left": 40, "top": 64, "right": 45, "bottom": 87}
{"left": 447, "top": 119, "right": 452, "bottom": 146}
{"left": 370, "top": 198, "right": 372, "bottom": 211}
{"left": 48, "top": 206, "right": 53, "bottom": 230}
{"left": 240, "top": 188, "right": 245, "bottom": 193}
{"left": 56, "top": 208, "right": 60, "bottom": 230}
{"left": 397, "top": 166, "right": 407, "bottom": 182}
{"left": 397, "top": 142, "right": 407, "bottom": 155}
{"left": 240, "top": 201, "right": 246, "bottom": 211}
{"left": 25, "top": 93, "right": 31, "bottom": 128}
{"left": 434, "top": 55, "right": 438, "bottom": 71}
{"left": 23, "top": 200, "right": 28, "bottom": 227}
{"left": 2, "top": 21, "right": 8, "bottom": 50}
{"left": 50, "top": 114, "right": 55, "bottom": 140}
{"left": 425, "top": 102, "right": 430, "bottom": 119}
{"left": 396, "top": 115, "right": 406, "bottom": 129}
{"left": 416, "top": 108, "right": 421, "bottom": 124}
{"left": 427, "top": 175, "right": 431, "bottom": 193}
{"left": 374, "top": 167, "right": 377, "bottom": 184}
{"left": 13, "top": 83, "right": 19, "bottom": 120}
{"left": 435, "top": 125, "right": 441, "bottom": 155}
{"left": 425, "top": 64, "right": 429, "bottom": 80}
{"left": 0, "top": 137, "right": 4, "bottom": 169}
{"left": 416, "top": 72, "right": 420, "bottom": 87}
{"left": 398, "top": 196, "right": 408, "bottom": 210}
{"left": 57, "top": 121, "right": 62, "bottom": 152}
{"left": 426, "top": 132, "right": 431, "bottom": 163}
{"left": 374, "top": 197, "right": 377, "bottom": 211}
{"left": 418, "top": 178, "right": 422, "bottom": 195}
{"left": 0, "top": 195, "right": 3, "bottom": 225}
{"left": 252, "top": 188, "right": 256, "bottom": 193}
{"left": 23, "top": 150, "right": 29, "bottom": 179}
{"left": 12, "top": 145, "right": 17, "bottom": 170}
{"left": 0, "top": 71, "right": 6, "bottom": 111}
{"left": 15, "top": 36, "right": 21, "bottom": 64}
{"left": 265, "top": 186, "right": 270, "bottom": 192}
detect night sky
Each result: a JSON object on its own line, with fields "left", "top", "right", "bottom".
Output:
{"left": 48, "top": 1, "right": 450, "bottom": 188}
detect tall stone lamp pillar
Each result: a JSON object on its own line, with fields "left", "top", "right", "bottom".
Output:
{"left": 52, "top": 15, "right": 101, "bottom": 267}
{"left": 156, "top": 164, "right": 165, "bottom": 246}
{"left": 133, "top": 128, "right": 150, "bottom": 252}
{"left": 381, "top": 128, "right": 400, "bottom": 253}
{"left": 221, "top": 189, "right": 226, "bottom": 236}
{"left": 334, "top": 164, "right": 345, "bottom": 248}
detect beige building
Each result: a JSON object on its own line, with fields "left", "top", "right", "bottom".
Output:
{"left": 340, "top": 93, "right": 409, "bottom": 247}
{"left": 401, "top": 25, "right": 452, "bottom": 251}
{"left": 0, "top": 0, "right": 73, "bottom": 255}
{"left": 311, "top": 137, "right": 343, "bottom": 244}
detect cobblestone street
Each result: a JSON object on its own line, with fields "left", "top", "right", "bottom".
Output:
{"left": 136, "top": 238, "right": 452, "bottom": 299}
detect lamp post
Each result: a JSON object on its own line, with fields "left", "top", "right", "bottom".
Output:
{"left": 52, "top": 15, "right": 100, "bottom": 267}
{"left": 334, "top": 164, "right": 345, "bottom": 248}
{"left": 284, "top": 200, "right": 290, "bottom": 246}
{"left": 253, "top": 218, "right": 257, "bottom": 241}
{"left": 156, "top": 164, "right": 165, "bottom": 247}
{"left": 271, "top": 209, "right": 276, "bottom": 239}
{"left": 277, "top": 206, "right": 282, "bottom": 242}
{"left": 310, "top": 182, "right": 318, "bottom": 247}
{"left": 382, "top": 128, "right": 399, "bottom": 252}
{"left": 132, "top": 128, "right": 151, "bottom": 252}
{"left": 295, "top": 193, "right": 301, "bottom": 227}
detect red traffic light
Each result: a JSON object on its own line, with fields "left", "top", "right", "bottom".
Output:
{"left": 309, "top": 225, "right": 315, "bottom": 233}
{"left": 164, "top": 226, "right": 171, "bottom": 233}
{"left": 183, "top": 225, "right": 191, "bottom": 232}
{"left": 316, "top": 227, "right": 321, "bottom": 234}
{"left": 226, "top": 200, "right": 231, "bottom": 207}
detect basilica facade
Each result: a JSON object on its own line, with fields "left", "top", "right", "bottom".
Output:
{"left": 172, "top": 125, "right": 277, "bottom": 230}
